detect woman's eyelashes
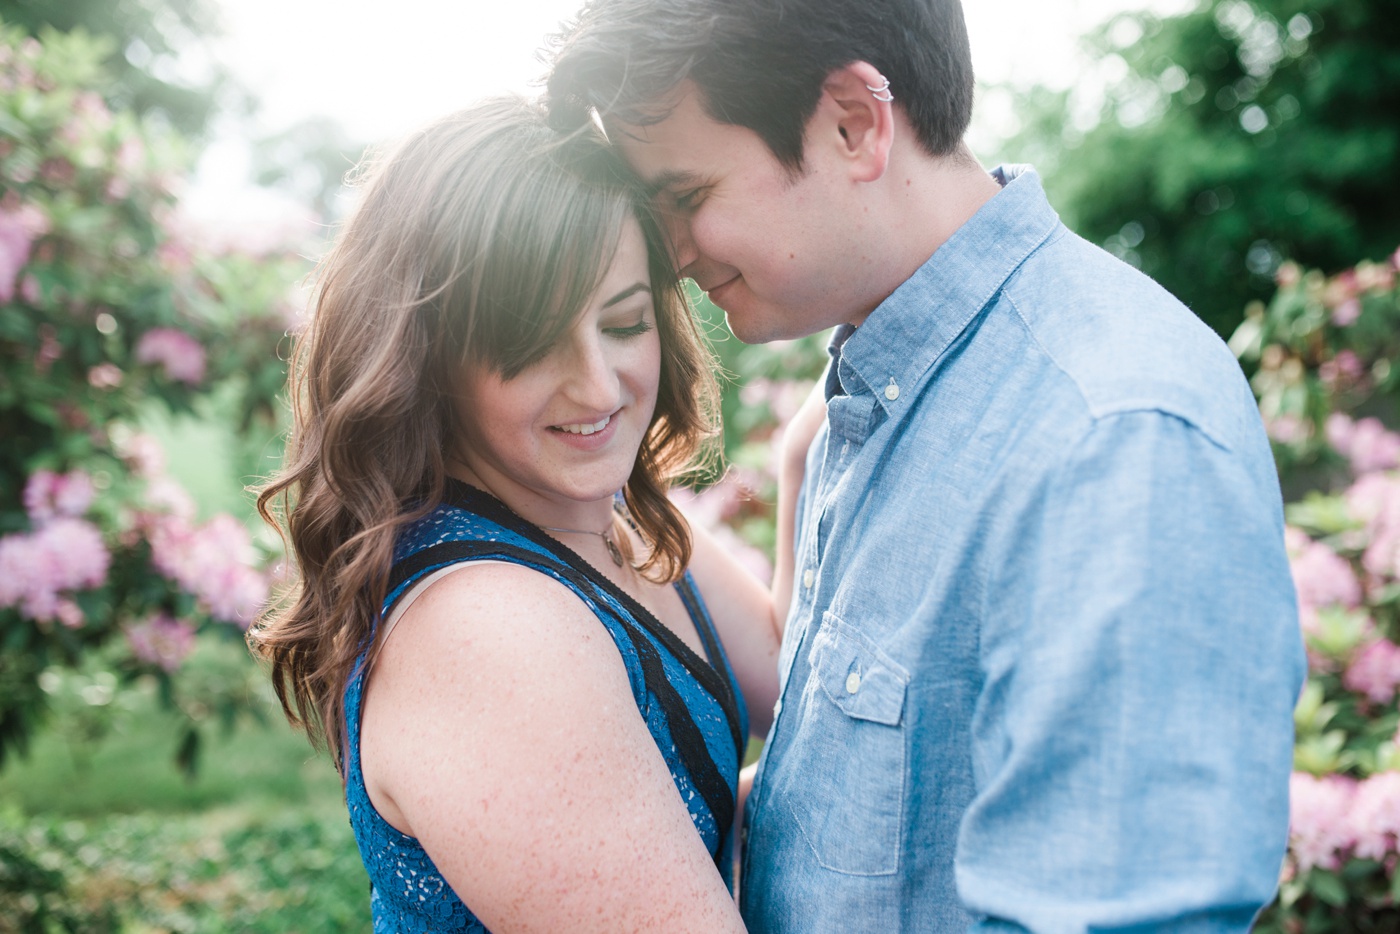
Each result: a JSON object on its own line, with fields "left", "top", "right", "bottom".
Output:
{"left": 605, "top": 318, "right": 655, "bottom": 340}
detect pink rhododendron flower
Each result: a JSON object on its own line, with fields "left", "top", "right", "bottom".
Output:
{"left": 35, "top": 326, "right": 60, "bottom": 373}
{"left": 0, "top": 518, "right": 110, "bottom": 623}
{"left": 1264, "top": 413, "right": 1310, "bottom": 445}
{"left": 53, "top": 598, "right": 84, "bottom": 629}
{"left": 142, "top": 476, "right": 195, "bottom": 520}
{"left": 1288, "top": 772, "right": 1357, "bottom": 871}
{"left": 22, "top": 469, "right": 95, "bottom": 523}
{"left": 1331, "top": 298, "right": 1362, "bottom": 327}
{"left": 1328, "top": 414, "right": 1400, "bottom": 475}
{"left": 1343, "top": 638, "right": 1400, "bottom": 705}
{"left": 671, "top": 475, "right": 758, "bottom": 527}
{"left": 1324, "top": 270, "right": 1359, "bottom": 309}
{"left": 135, "top": 327, "right": 206, "bottom": 385}
{"left": 1318, "top": 351, "right": 1364, "bottom": 389}
{"left": 1355, "top": 260, "right": 1395, "bottom": 293}
{"left": 125, "top": 614, "right": 197, "bottom": 672}
{"left": 115, "top": 431, "right": 166, "bottom": 478}
{"left": 1285, "top": 527, "right": 1361, "bottom": 612}
{"left": 1348, "top": 771, "right": 1400, "bottom": 861}
{"left": 114, "top": 137, "right": 144, "bottom": 176}
{"left": 147, "top": 512, "right": 268, "bottom": 627}
{"left": 87, "top": 363, "right": 123, "bottom": 389}
{"left": 710, "top": 523, "right": 774, "bottom": 587}
{"left": 0, "top": 202, "right": 45, "bottom": 303}
{"left": 1345, "top": 473, "right": 1400, "bottom": 580}
{"left": 670, "top": 480, "right": 773, "bottom": 586}
{"left": 740, "top": 377, "right": 814, "bottom": 427}
{"left": 72, "top": 92, "right": 111, "bottom": 131}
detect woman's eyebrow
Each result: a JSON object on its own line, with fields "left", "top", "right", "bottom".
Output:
{"left": 602, "top": 282, "right": 652, "bottom": 309}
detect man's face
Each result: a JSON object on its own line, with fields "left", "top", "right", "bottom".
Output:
{"left": 615, "top": 85, "right": 865, "bottom": 344}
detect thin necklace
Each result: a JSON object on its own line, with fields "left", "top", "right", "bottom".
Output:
{"left": 447, "top": 466, "right": 627, "bottom": 567}
{"left": 540, "top": 518, "right": 624, "bottom": 567}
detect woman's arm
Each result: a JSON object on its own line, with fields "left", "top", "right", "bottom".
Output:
{"left": 687, "top": 522, "right": 781, "bottom": 737}
{"left": 359, "top": 563, "right": 747, "bottom": 934}
{"left": 770, "top": 380, "right": 826, "bottom": 631}
{"left": 686, "top": 379, "right": 827, "bottom": 738}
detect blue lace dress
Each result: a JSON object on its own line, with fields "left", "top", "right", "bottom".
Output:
{"left": 343, "top": 480, "right": 749, "bottom": 933}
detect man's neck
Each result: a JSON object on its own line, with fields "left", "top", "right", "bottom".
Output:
{"left": 848, "top": 142, "right": 1003, "bottom": 326}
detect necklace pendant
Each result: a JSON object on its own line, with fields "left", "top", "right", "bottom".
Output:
{"left": 604, "top": 534, "right": 624, "bottom": 567}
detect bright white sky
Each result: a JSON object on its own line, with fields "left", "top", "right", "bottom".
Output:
{"left": 188, "top": 0, "right": 1192, "bottom": 225}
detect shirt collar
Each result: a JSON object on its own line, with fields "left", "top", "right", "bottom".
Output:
{"left": 826, "top": 165, "right": 1060, "bottom": 412}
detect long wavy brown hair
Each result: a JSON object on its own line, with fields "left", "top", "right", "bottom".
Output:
{"left": 249, "top": 96, "right": 718, "bottom": 766}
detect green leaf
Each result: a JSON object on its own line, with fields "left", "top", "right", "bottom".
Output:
{"left": 174, "top": 726, "right": 200, "bottom": 779}
{"left": 1277, "top": 877, "right": 1306, "bottom": 909}
{"left": 1294, "top": 730, "right": 1347, "bottom": 774}
{"left": 1307, "top": 868, "right": 1349, "bottom": 908}
{"left": 1340, "top": 858, "right": 1380, "bottom": 882}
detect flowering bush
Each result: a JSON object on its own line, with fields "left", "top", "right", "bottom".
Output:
{"left": 672, "top": 301, "right": 830, "bottom": 580}
{"left": 1230, "top": 248, "right": 1400, "bottom": 486}
{"left": 0, "top": 26, "right": 308, "bottom": 771}
{"left": 1234, "top": 249, "right": 1400, "bottom": 931}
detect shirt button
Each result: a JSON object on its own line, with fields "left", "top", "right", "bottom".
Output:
{"left": 884, "top": 379, "right": 900, "bottom": 402}
{"left": 773, "top": 699, "right": 782, "bottom": 717}
{"left": 845, "top": 671, "right": 862, "bottom": 694}
{"left": 802, "top": 568, "right": 815, "bottom": 589}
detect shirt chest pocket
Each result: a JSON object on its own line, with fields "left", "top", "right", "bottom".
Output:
{"left": 768, "top": 612, "right": 909, "bottom": 876}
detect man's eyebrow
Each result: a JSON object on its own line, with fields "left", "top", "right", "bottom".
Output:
{"left": 642, "top": 170, "right": 701, "bottom": 198}
{"left": 602, "top": 282, "right": 651, "bottom": 309}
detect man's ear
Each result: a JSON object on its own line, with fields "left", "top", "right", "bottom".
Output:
{"left": 811, "top": 61, "right": 895, "bottom": 183}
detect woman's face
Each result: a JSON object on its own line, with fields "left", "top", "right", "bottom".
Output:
{"left": 453, "top": 218, "right": 662, "bottom": 521}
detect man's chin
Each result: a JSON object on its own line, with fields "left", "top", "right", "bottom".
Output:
{"left": 724, "top": 307, "right": 819, "bottom": 345}
{"left": 723, "top": 309, "right": 779, "bottom": 345}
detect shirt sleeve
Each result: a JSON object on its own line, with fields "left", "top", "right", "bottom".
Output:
{"left": 957, "top": 409, "right": 1306, "bottom": 933}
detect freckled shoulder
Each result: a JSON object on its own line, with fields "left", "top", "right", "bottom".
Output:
{"left": 360, "top": 553, "right": 746, "bottom": 933}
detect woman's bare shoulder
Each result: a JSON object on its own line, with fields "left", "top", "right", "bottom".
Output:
{"left": 360, "top": 560, "right": 744, "bottom": 932}
{"left": 382, "top": 559, "right": 618, "bottom": 679}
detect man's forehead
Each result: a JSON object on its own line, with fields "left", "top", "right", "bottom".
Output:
{"left": 604, "top": 84, "right": 715, "bottom": 183}
{"left": 609, "top": 122, "right": 703, "bottom": 190}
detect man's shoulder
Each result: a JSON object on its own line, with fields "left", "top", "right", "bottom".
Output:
{"left": 994, "top": 230, "right": 1257, "bottom": 450}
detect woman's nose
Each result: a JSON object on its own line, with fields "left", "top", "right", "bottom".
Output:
{"left": 563, "top": 334, "right": 621, "bottom": 410}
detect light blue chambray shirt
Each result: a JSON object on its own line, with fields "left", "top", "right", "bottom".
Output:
{"left": 739, "top": 166, "right": 1307, "bottom": 934}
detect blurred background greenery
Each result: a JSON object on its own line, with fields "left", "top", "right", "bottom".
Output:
{"left": 1, "top": 0, "right": 1398, "bottom": 929}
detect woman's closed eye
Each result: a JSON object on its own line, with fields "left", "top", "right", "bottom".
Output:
{"left": 604, "top": 318, "right": 655, "bottom": 340}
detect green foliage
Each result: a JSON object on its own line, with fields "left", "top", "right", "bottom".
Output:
{"left": 1002, "top": 0, "right": 1400, "bottom": 337}
{"left": 0, "top": 648, "right": 366, "bottom": 932}
{"left": 684, "top": 293, "right": 828, "bottom": 565}
{"left": 0, "top": 25, "right": 306, "bottom": 772}
{"left": 251, "top": 116, "right": 368, "bottom": 222}
{"left": 1229, "top": 252, "right": 1400, "bottom": 929}
{"left": 1229, "top": 254, "right": 1400, "bottom": 494}
{"left": 0, "top": 1, "right": 231, "bottom": 138}
{"left": 0, "top": 807, "right": 369, "bottom": 933}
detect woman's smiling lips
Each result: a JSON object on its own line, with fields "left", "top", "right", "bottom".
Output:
{"left": 549, "top": 410, "right": 621, "bottom": 449}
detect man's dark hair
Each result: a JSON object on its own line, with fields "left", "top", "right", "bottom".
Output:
{"left": 544, "top": 0, "right": 975, "bottom": 173}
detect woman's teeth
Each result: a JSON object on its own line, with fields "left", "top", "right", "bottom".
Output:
{"left": 556, "top": 415, "right": 611, "bottom": 435}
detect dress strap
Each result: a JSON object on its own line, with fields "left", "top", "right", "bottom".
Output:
{"left": 386, "top": 510, "right": 740, "bottom": 866}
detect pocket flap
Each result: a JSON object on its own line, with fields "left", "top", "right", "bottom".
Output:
{"left": 811, "top": 613, "right": 909, "bottom": 726}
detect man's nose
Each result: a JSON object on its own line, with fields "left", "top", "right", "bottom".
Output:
{"left": 663, "top": 213, "right": 700, "bottom": 276}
